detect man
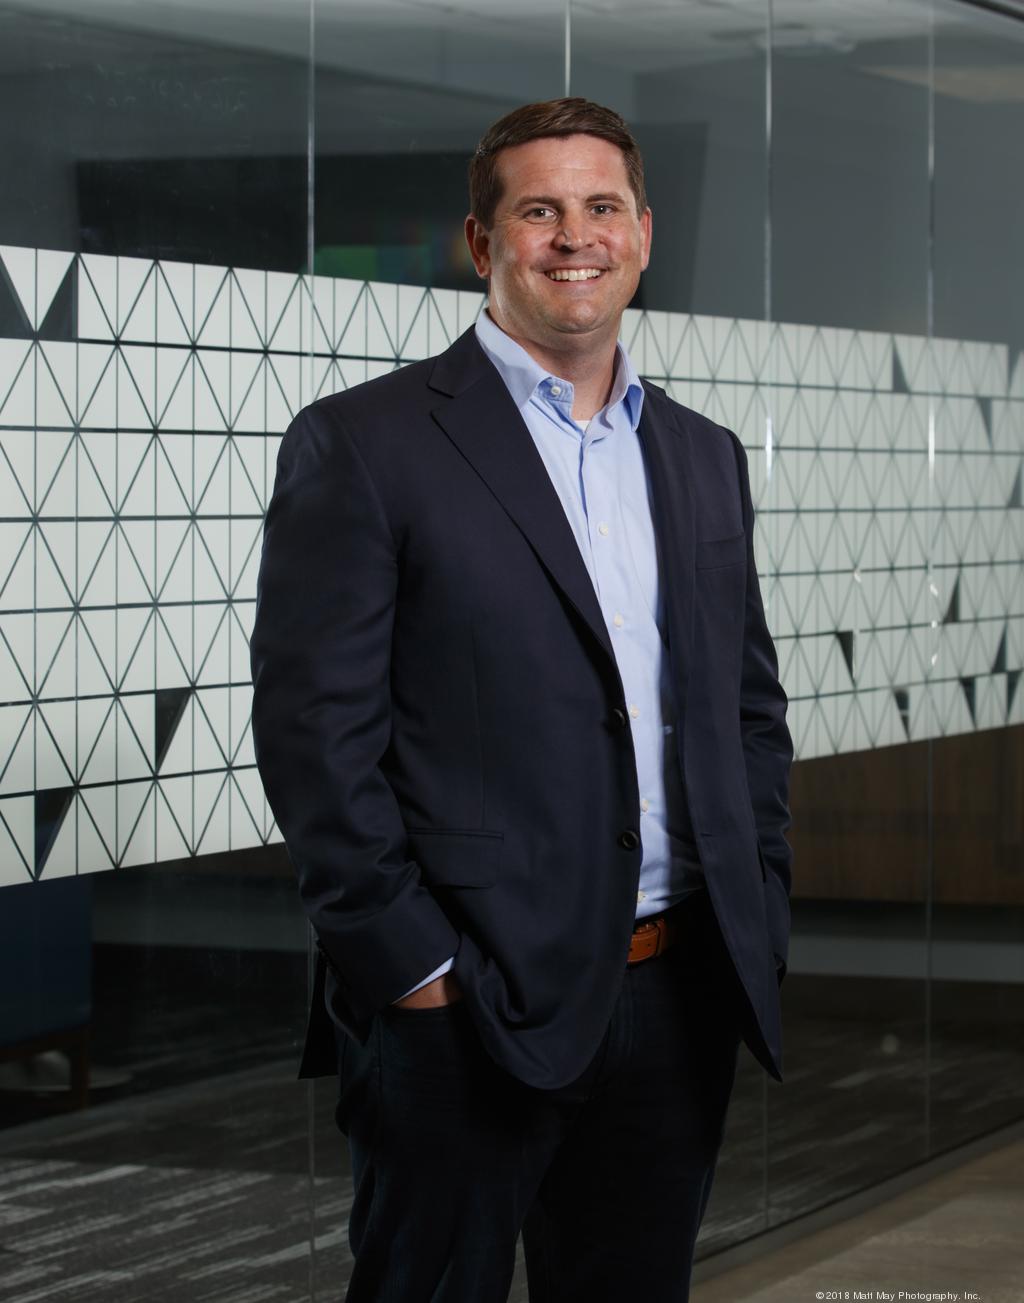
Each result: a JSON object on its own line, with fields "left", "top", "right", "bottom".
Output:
{"left": 250, "top": 98, "right": 792, "bottom": 1303}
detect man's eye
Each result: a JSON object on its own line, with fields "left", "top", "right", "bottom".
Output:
{"left": 526, "top": 207, "right": 555, "bottom": 219}
{"left": 592, "top": 205, "right": 614, "bottom": 216}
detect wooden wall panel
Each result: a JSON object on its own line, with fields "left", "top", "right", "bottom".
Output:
{"left": 789, "top": 725, "right": 1024, "bottom": 904}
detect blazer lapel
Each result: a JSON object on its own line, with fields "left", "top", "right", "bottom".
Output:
{"left": 637, "top": 385, "right": 696, "bottom": 703}
{"left": 429, "top": 330, "right": 616, "bottom": 669}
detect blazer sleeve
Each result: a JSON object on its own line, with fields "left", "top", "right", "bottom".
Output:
{"left": 731, "top": 433, "right": 794, "bottom": 975}
{"left": 249, "top": 401, "right": 461, "bottom": 1021}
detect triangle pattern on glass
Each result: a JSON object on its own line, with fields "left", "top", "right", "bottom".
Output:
{"left": 0, "top": 428, "right": 33, "bottom": 515}
{"left": 155, "top": 775, "right": 194, "bottom": 853}
{"left": 0, "top": 255, "right": 33, "bottom": 339}
{"left": 0, "top": 796, "right": 34, "bottom": 885}
{"left": 79, "top": 255, "right": 117, "bottom": 341}
{"left": 118, "top": 781, "right": 155, "bottom": 866}
{"left": 34, "top": 783, "right": 75, "bottom": 877}
{"left": 193, "top": 768, "right": 230, "bottom": 854}
{"left": 229, "top": 768, "right": 264, "bottom": 844}
{"left": 155, "top": 262, "right": 193, "bottom": 346}
{"left": 76, "top": 792, "right": 117, "bottom": 875}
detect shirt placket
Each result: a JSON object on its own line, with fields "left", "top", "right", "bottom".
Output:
{"left": 587, "top": 431, "right": 675, "bottom": 908}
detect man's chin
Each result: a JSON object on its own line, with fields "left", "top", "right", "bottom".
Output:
{"left": 548, "top": 314, "right": 617, "bottom": 342}
{"left": 496, "top": 305, "right": 619, "bottom": 354}
{"left": 536, "top": 303, "right": 610, "bottom": 333}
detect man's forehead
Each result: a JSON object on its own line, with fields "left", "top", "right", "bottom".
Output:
{"left": 494, "top": 135, "right": 631, "bottom": 197}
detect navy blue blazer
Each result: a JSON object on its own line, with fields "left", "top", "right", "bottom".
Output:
{"left": 250, "top": 326, "right": 793, "bottom": 1090}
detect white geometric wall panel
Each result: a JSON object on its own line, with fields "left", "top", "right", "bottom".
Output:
{"left": 0, "top": 245, "right": 1021, "bottom": 884}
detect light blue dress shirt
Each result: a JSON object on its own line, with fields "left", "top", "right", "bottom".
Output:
{"left": 397, "top": 311, "right": 703, "bottom": 999}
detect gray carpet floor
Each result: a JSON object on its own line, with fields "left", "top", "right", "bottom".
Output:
{"left": 1, "top": 977, "right": 1022, "bottom": 1302}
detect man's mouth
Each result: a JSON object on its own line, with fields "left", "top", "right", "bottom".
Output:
{"left": 545, "top": 268, "right": 604, "bottom": 282}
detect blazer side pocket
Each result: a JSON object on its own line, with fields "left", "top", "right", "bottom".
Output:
{"left": 695, "top": 531, "right": 746, "bottom": 570}
{"left": 406, "top": 827, "right": 503, "bottom": 888}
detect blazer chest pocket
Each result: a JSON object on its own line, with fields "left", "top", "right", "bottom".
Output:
{"left": 695, "top": 531, "right": 746, "bottom": 570}
{"left": 405, "top": 828, "right": 503, "bottom": 888}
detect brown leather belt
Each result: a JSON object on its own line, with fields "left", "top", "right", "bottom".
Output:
{"left": 627, "top": 909, "right": 682, "bottom": 965}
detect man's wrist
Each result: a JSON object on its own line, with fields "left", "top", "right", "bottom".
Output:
{"left": 392, "top": 955, "right": 456, "bottom": 1003}
{"left": 391, "top": 972, "right": 463, "bottom": 1009}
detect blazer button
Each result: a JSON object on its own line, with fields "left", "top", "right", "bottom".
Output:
{"left": 611, "top": 707, "right": 629, "bottom": 729}
{"left": 618, "top": 829, "right": 640, "bottom": 851}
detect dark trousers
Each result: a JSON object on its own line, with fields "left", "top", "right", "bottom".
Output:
{"left": 333, "top": 893, "right": 742, "bottom": 1303}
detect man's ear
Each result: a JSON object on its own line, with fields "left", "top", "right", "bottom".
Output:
{"left": 465, "top": 214, "right": 492, "bottom": 281}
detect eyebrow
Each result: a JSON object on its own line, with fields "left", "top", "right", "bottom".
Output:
{"left": 512, "top": 191, "right": 629, "bottom": 209}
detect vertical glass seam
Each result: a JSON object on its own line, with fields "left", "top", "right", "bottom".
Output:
{"left": 307, "top": 0, "right": 317, "bottom": 286}
{"left": 762, "top": 0, "right": 774, "bottom": 1233}
{"left": 764, "top": 0, "right": 773, "bottom": 327}
{"left": 764, "top": 0, "right": 774, "bottom": 481}
{"left": 564, "top": 0, "right": 572, "bottom": 97}
{"left": 306, "top": 4, "right": 318, "bottom": 1297}
{"left": 924, "top": 0, "right": 936, "bottom": 1163}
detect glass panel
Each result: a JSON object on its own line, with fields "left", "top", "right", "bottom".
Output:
{"left": 570, "top": 0, "right": 773, "bottom": 1254}
{"left": 766, "top": 0, "right": 935, "bottom": 1228}
{"left": 571, "top": 0, "right": 770, "bottom": 320}
{"left": 312, "top": 0, "right": 569, "bottom": 293}
{"left": 307, "top": 3, "right": 568, "bottom": 1295}
{"left": 928, "top": 0, "right": 1024, "bottom": 1156}
{"left": 0, "top": 3, "right": 313, "bottom": 1296}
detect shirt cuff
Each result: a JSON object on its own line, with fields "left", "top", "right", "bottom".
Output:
{"left": 393, "top": 955, "right": 456, "bottom": 1002}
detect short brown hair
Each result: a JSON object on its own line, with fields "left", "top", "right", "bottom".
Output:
{"left": 468, "top": 97, "right": 647, "bottom": 228}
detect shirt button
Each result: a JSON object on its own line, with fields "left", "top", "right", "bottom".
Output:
{"left": 637, "top": 890, "right": 647, "bottom": 903}
{"left": 640, "top": 798, "right": 650, "bottom": 813}
{"left": 598, "top": 523, "right": 609, "bottom": 536}
{"left": 613, "top": 613, "right": 624, "bottom": 628}
{"left": 619, "top": 829, "right": 640, "bottom": 851}
{"left": 549, "top": 384, "right": 562, "bottom": 396}
{"left": 629, "top": 705, "right": 640, "bottom": 719}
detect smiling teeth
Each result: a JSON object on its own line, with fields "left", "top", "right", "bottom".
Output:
{"left": 547, "top": 269, "right": 603, "bottom": 281}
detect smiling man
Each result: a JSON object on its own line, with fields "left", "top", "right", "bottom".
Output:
{"left": 251, "top": 98, "right": 792, "bottom": 1303}
{"left": 464, "top": 128, "right": 651, "bottom": 412}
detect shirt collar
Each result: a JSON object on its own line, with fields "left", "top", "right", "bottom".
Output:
{"left": 475, "top": 308, "right": 645, "bottom": 431}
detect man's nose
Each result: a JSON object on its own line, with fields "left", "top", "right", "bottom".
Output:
{"left": 555, "top": 220, "right": 591, "bottom": 250}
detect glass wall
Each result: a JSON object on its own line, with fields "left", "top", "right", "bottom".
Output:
{"left": 0, "top": 0, "right": 1021, "bottom": 1297}
{"left": 0, "top": 4, "right": 316, "bottom": 1298}
{"left": 765, "top": 3, "right": 937, "bottom": 1229}
{"left": 928, "top": 2, "right": 1024, "bottom": 1157}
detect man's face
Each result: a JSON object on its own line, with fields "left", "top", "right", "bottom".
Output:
{"left": 465, "top": 133, "right": 652, "bottom": 356}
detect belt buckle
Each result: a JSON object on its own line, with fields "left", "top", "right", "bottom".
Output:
{"left": 630, "top": 916, "right": 665, "bottom": 964}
